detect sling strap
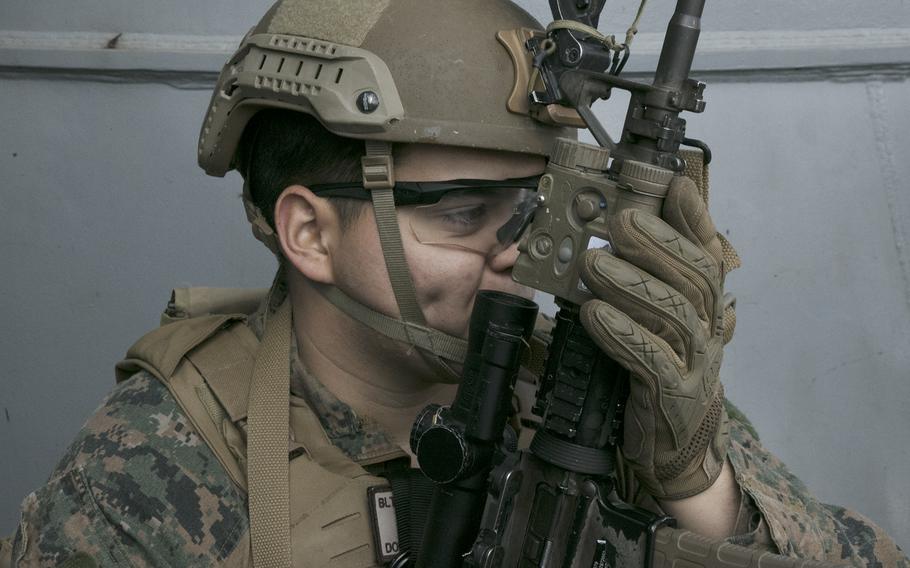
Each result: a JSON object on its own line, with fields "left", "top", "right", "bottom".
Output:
{"left": 247, "top": 299, "right": 293, "bottom": 568}
{"left": 384, "top": 468, "right": 436, "bottom": 567}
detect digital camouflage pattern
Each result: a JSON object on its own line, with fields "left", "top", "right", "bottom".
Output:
{"left": 250, "top": 281, "right": 404, "bottom": 465}
{"left": 726, "top": 417, "right": 910, "bottom": 567}
{"left": 289, "top": 347, "right": 403, "bottom": 464}
{"left": 9, "top": 302, "right": 908, "bottom": 566}
{"left": 10, "top": 371, "right": 250, "bottom": 567}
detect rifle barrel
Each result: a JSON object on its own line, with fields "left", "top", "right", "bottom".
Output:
{"left": 653, "top": 0, "right": 705, "bottom": 91}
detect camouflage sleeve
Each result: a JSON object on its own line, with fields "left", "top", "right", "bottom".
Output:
{"left": 10, "top": 371, "right": 251, "bottom": 567}
{"left": 725, "top": 404, "right": 909, "bottom": 567}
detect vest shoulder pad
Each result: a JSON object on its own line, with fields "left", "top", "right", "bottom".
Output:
{"left": 115, "top": 314, "right": 258, "bottom": 492}
{"left": 115, "top": 314, "right": 243, "bottom": 383}
{"left": 116, "top": 314, "right": 259, "bottom": 422}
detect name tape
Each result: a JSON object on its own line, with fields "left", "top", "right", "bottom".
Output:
{"left": 367, "top": 485, "right": 400, "bottom": 564}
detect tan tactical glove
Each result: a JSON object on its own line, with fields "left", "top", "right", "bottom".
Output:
{"left": 579, "top": 175, "right": 731, "bottom": 500}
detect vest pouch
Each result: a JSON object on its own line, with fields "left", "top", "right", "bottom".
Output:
{"left": 286, "top": 394, "right": 399, "bottom": 567}
{"left": 288, "top": 454, "right": 385, "bottom": 567}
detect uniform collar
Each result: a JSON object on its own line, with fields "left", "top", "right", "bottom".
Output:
{"left": 248, "top": 277, "right": 405, "bottom": 465}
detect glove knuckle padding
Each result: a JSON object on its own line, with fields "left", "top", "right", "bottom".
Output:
{"left": 588, "top": 197, "right": 729, "bottom": 500}
{"left": 663, "top": 176, "right": 724, "bottom": 267}
{"left": 664, "top": 175, "right": 742, "bottom": 346}
{"left": 580, "top": 250, "right": 702, "bottom": 364}
{"left": 610, "top": 210, "right": 721, "bottom": 325}
{"left": 579, "top": 301, "right": 681, "bottom": 395}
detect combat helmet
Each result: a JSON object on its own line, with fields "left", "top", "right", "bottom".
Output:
{"left": 198, "top": 0, "right": 576, "bottom": 375}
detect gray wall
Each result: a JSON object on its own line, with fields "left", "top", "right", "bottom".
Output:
{"left": 2, "top": 1, "right": 909, "bottom": 550}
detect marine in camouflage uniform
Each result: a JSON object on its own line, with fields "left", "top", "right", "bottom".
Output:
{"left": 7, "top": 285, "right": 908, "bottom": 567}
{"left": 6, "top": 0, "right": 909, "bottom": 566}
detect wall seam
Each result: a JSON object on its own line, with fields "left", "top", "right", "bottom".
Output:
{"left": 2, "top": 28, "right": 910, "bottom": 75}
{"left": 866, "top": 80, "right": 910, "bottom": 314}
{"left": 2, "top": 65, "right": 909, "bottom": 90}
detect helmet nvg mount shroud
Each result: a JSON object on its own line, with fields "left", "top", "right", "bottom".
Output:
{"left": 197, "top": 0, "right": 578, "bottom": 376}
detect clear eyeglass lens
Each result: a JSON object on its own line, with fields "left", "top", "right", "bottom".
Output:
{"left": 408, "top": 187, "right": 535, "bottom": 256}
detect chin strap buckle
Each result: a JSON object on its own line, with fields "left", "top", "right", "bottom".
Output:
{"left": 362, "top": 140, "right": 395, "bottom": 190}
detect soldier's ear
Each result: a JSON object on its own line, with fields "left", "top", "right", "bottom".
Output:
{"left": 274, "top": 185, "right": 339, "bottom": 284}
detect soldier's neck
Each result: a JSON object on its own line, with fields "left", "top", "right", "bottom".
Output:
{"left": 289, "top": 281, "right": 457, "bottom": 450}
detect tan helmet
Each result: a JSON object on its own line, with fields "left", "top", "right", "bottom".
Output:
{"left": 198, "top": 0, "right": 575, "bottom": 177}
{"left": 198, "top": 0, "right": 576, "bottom": 380}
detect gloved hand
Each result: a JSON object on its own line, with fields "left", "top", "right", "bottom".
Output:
{"left": 579, "top": 175, "right": 732, "bottom": 500}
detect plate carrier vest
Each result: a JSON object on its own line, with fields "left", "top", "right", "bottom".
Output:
{"left": 115, "top": 288, "right": 402, "bottom": 567}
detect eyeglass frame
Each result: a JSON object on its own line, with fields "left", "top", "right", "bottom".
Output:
{"left": 308, "top": 175, "right": 542, "bottom": 206}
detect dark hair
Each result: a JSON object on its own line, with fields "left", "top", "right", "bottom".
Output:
{"left": 236, "top": 109, "right": 368, "bottom": 230}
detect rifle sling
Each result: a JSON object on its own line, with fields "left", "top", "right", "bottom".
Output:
{"left": 383, "top": 468, "right": 436, "bottom": 566}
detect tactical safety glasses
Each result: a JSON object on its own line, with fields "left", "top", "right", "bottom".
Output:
{"left": 310, "top": 176, "right": 542, "bottom": 256}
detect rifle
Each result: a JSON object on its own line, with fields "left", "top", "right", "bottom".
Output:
{"left": 410, "top": 1, "right": 841, "bottom": 566}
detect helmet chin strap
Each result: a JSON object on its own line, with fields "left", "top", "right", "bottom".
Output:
{"left": 315, "top": 140, "right": 468, "bottom": 383}
{"left": 241, "top": 141, "right": 469, "bottom": 382}
{"left": 315, "top": 284, "right": 467, "bottom": 383}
